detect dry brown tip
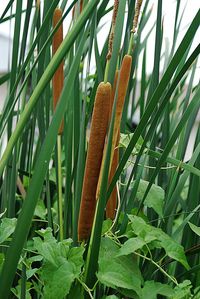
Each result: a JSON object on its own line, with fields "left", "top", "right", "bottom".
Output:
{"left": 131, "top": 0, "right": 143, "bottom": 34}
{"left": 72, "top": 0, "right": 84, "bottom": 18}
{"left": 107, "top": 0, "right": 119, "bottom": 60}
{"left": 80, "top": 0, "right": 83, "bottom": 12}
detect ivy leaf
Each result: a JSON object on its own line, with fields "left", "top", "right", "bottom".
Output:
{"left": 102, "top": 219, "right": 113, "bottom": 235}
{"left": 131, "top": 179, "right": 164, "bottom": 217}
{"left": 11, "top": 281, "right": 32, "bottom": 299}
{"left": 160, "top": 236, "right": 190, "bottom": 270}
{"left": 68, "top": 246, "right": 85, "bottom": 273}
{"left": 140, "top": 281, "right": 174, "bottom": 299}
{"left": 97, "top": 237, "right": 142, "bottom": 295}
{"left": 33, "top": 228, "right": 73, "bottom": 266}
{"left": 0, "top": 218, "right": 17, "bottom": 243}
{"left": 33, "top": 228, "right": 84, "bottom": 298}
{"left": 128, "top": 216, "right": 189, "bottom": 269}
{"left": 188, "top": 222, "right": 200, "bottom": 236}
{"left": 169, "top": 280, "right": 192, "bottom": 299}
{"left": 118, "top": 238, "right": 146, "bottom": 256}
{"left": 26, "top": 268, "right": 38, "bottom": 280}
{"left": 34, "top": 200, "right": 47, "bottom": 220}
{"left": 119, "top": 133, "right": 144, "bottom": 155}
{"left": 41, "top": 261, "right": 76, "bottom": 299}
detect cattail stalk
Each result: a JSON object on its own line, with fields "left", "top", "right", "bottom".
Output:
{"left": 131, "top": 0, "right": 143, "bottom": 34}
{"left": 52, "top": 8, "right": 64, "bottom": 240}
{"left": 106, "top": 131, "right": 119, "bottom": 219}
{"left": 106, "top": 0, "right": 119, "bottom": 60}
{"left": 78, "top": 83, "right": 111, "bottom": 241}
{"left": 104, "top": 0, "right": 119, "bottom": 83}
{"left": 96, "top": 71, "right": 119, "bottom": 218}
{"left": 128, "top": 0, "right": 143, "bottom": 54}
{"left": 52, "top": 7, "right": 64, "bottom": 135}
{"left": 96, "top": 56, "right": 132, "bottom": 204}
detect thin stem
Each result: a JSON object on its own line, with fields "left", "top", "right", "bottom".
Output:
{"left": 128, "top": 0, "right": 143, "bottom": 55}
{"left": 77, "top": 277, "right": 95, "bottom": 299}
{"left": 57, "top": 135, "right": 63, "bottom": 241}
{"left": 134, "top": 251, "right": 178, "bottom": 285}
{"left": 128, "top": 33, "right": 134, "bottom": 55}
{"left": 104, "top": 60, "right": 110, "bottom": 83}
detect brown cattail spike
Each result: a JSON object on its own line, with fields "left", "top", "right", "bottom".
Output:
{"left": 131, "top": 0, "right": 143, "bottom": 34}
{"left": 106, "top": 0, "right": 119, "bottom": 60}
{"left": 96, "top": 56, "right": 132, "bottom": 204}
{"left": 106, "top": 132, "right": 119, "bottom": 219}
{"left": 78, "top": 82, "right": 111, "bottom": 241}
{"left": 106, "top": 70, "right": 119, "bottom": 219}
{"left": 52, "top": 8, "right": 64, "bottom": 135}
{"left": 111, "top": 55, "right": 132, "bottom": 160}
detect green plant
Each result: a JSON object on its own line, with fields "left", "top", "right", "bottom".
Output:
{"left": 0, "top": 0, "right": 200, "bottom": 298}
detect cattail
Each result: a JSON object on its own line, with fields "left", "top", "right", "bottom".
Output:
{"left": 78, "top": 82, "right": 111, "bottom": 241}
{"left": 111, "top": 55, "right": 132, "bottom": 159}
{"left": 72, "top": 0, "right": 83, "bottom": 18}
{"left": 131, "top": 0, "right": 143, "bottom": 34}
{"left": 106, "top": 131, "right": 119, "bottom": 219}
{"left": 106, "top": 0, "right": 119, "bottom": 60}
{"left": 105, "top": 70, "right": 119, "bottom": 219}
{"left": 52, "top": 8, "right": 64, "bottom": 135}
{"left": 105, "top": 57, "right": 132, "bottom": 219}
{"left": 96, "top": 71, "right": 118, "bottom": 201}
{"left": 96, "top": 55, "right": 132, "bottom": 209}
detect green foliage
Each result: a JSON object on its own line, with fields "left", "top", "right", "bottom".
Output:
{"left": 97, "top": 237, "right": 143, "bottom": 294}
{"left": 131, "top": 179, "right": 165, "bottom": 217}
{"left": 170, "top": 280, "right": 192, "bottom": 299}
{"left": 0, "top": 0, "right": 200, "bottom": 298}
{"left": 33, "top": 228, "right": 84, "bottom": 299}
{"left": 188, "top": 222, "right": 200, "bottom": 237}
{"left": 127, "top": 215, "right": 189, "bottom": 269}
{"left": 140, "top": 281, "right": 174, "bottom": 299}
{"left": 0, "top": 218, "right": 17, "bottom": 243}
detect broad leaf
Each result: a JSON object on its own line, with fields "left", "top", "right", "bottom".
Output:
{"left": 102, "top": 219, "right": 113, "bottom": 235}
{"left": 188, "top": 222, "right": 200, "bottom": 237}
{"left": 11, "top": 281, "right": 32, "bottom": 299}
{"left": 34, "top": 200, "right": 47, "bottom": 220}
{"left": 33, "top": 228, "right": 84, "bottom": 298}
{"left": 41, "top": 261, "right": 76, "bottom": 299}
{"left": 0, "top": 218, "right": 17, "bottom": 244}
{"left": 169, "top": 280, "right": 192, "bottom": 299}
{"left": 119, "top": 133, "right": 144, "bottom": 155}
{"left": 118, "top": 237, "right": 146, "bottom": 256}
{"left": 141, "top": 281, "right": 174, "bottom": 299}
{"left": 97, "top": 237, "right": 142, "bottom": 295}
{"left": 131, "top": 179, "right": 164, "bottom": 217}
{"left": 128, "top": 216, "right": 189, "bottom": 269}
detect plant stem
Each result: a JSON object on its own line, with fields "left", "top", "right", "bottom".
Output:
{"left": 128, "top": 33, "right": 134, "bottom": 55}
{"left": 134, "top": 251, "right": 178, "bottom": 285}
{"left": 57, "top": 135, "right": 63, "bottom": 240}
{"left": 104, "top": 60, "right": 110, "bottom": 83}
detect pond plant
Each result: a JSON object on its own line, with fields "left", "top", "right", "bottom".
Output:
{"left": 0, "top": 0, "right": 200, "bottom": 298}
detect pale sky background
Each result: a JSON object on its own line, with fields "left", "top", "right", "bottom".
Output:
{"left": 0, "top": 0, "right": 199, "bottom": 84}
